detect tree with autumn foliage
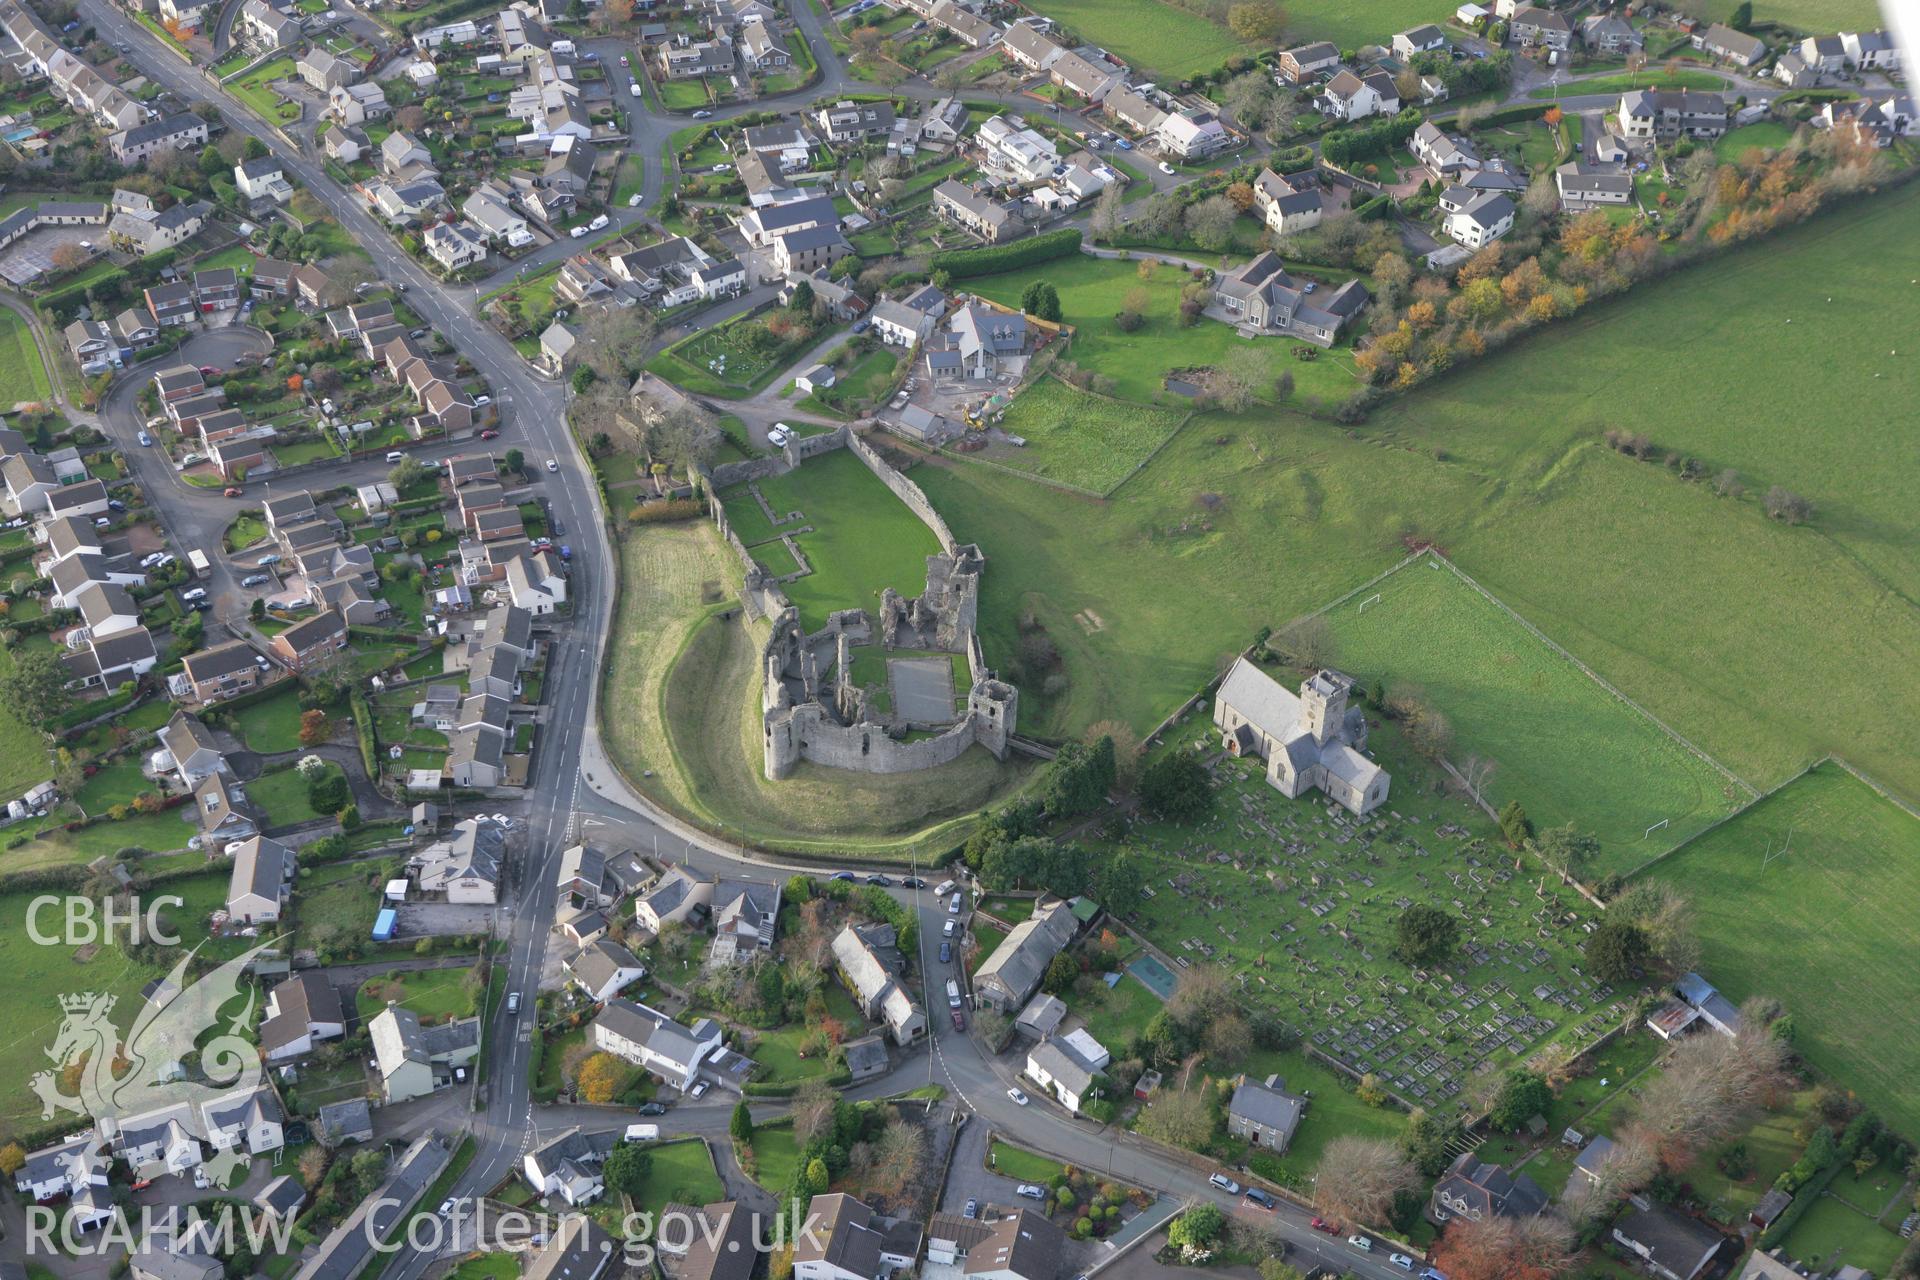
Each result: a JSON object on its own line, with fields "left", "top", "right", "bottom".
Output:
{"left": 298, "top": 709, "right": 330, "bottom": 746}
{"left": 575, "top": 1052, "right": 628, "bottom": 1103}
{"left": 1430, "top": 1215, "right": 1577, "bottom": 1280}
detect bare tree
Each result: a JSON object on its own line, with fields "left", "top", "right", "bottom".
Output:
{"left": 1312, "top": 1136, "right": 1418, "bottom": 1227}
{"left": 871, "top": 1118, "right": 925, "bottom": 1192}
{"left": 1560, "top": 1127, "right": 1659, "bottom": 1228}
{"left": 1609, "top": 880, "right": 1699, "bottom": 971}
{"left": 1432, "top": 1214, "right": 1578, "bottom": 1280}
{"left": 1270, "top": 614, "right": 1337, "bottom": 669}
{"left": 649, "top": 403, "right": 720, "bottom": 477}
{"left": 1089, "top": 183, "right": 1123, "bottom": 242}
{"left": 791, "top": 1079, "right": 837, "bottom": 1147}
{"left": 1522, "top": 172, "right": 1560, "bottom": 220}
{"left": 578, "top": 305, "right": 658, "bottom": 383}
{"left": 318, "top": 255, "right": 374, "bottom": 306}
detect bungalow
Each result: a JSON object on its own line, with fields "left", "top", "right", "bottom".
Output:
{"left": 1693, "top": 22, "right": 1767, "bottom": 68}
{"left": 226, "top": 835, "right": 294, "bottom": 925}
{"left": 567, "top": 938, "right": 648, "bottom": 1003}
{"left": 1226, "top": 1073, "right": 1308, "bottom": 1151}
{"left": 259, "top": 971, "right": 346, "bottom": 1063}
{"left": 1000, "top": 21, "right": 1065, "bottom": 72}
{"left": 1392, "top": 24, "right": 1448, "bottom": 59}
{"left": 1556, "top": 160, "right": 1633, "bottom": 208}
{"left": 658, "top": 37, "right": 734, "bottom": 79}
{"left": 1048, "top": 50, "right": 1123, "bottom": 105}
{"left": 1213, "top": 253, "right": 1370, "bottom": 346}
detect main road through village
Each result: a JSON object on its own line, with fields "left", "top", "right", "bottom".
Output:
{"left": 78, "top": 4, "right": 1420, "bottom": 1272}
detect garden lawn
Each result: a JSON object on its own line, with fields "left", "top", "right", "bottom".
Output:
{"left": 355, "top": 966, "right": 477, "bottom": 1022}
{"left": 1781, "top": 1192, "right": 1906, "bottom": 1272}
{"left": 229, "top": 59, "right": 301, "bottom": 122}
{"left": 1715, "top": 120, "right": 1796, "bottom": 161}
{"left": 0, "top": 644, "right": 50, "bottom": 799}
{"left": 989, "top": 1140, "right": 1065, "bottom": 1184}
{"left": 643, "top": 310, "right": 828, "bottom": 399}
{"left": 0, "top": 306, "right": 51, "bottom": 406}
{"left": 1321, "top": 557, "right": 1743, "bottom": 875}
{"left": 247, "top": 763, "right": 346, "bottom": 826}
{"left": 1024, "top": 0, "right": 1248, "bottom": 79}
{"left": 720, "top": 448, "right": 941, "bottom": 630}
{"left": 1732, "top": 0, "right": 1881, "bottom": 29}
{"left": 972, "top": 377, "right": 1187, "bottom": 496}
{"left": 747, "top": 1119, "right": 800, "bottom": 1190}
{"left": 233, "top": 688, "right": 307, "bottom": 753}
{"left": 623, "top": 1139, "right": 725, "bottom": 1223}
{"left": 1069, "top": 969, "right": 1164, "bottom": 1050}
{"left": 965, "top": 254, "right": 1363, "bottom": 412}
{"left": 1649, "top": 763, "right": 1920, "bottom": 1142}
{"left": 75, "top": 763, "right": 157, "bottom": 816}
{"left": 1234, "top": 1047, "right": 1409, "bottom": 1179}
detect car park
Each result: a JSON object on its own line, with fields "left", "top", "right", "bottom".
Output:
{"left": 1207, "top": 1173, "right": 1239, "bottom": 1194}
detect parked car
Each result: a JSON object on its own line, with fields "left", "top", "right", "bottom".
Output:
{"left": 1346, "top": 1235, "right": 1372, "bottom": 1252}
{"left": 1007, "top": 1088, "right": 1028, "bottom": 1106}
{"left": 139, "top": 552, "right": 165, "bottom": 569}
{"left": 1158, "top": 161, "right": 1176, "bottom": 175}
{"left": 942, "top": 919, "right": 956, "bottom": 937}
{"left": 570, "top": 226, "right": 589, "bottom": 238}
{"left": 107, "top": 498, "right": 126, "bottom": 512}
{"left": 386, "top": 450, "right": 406, "bottom": 462}
{"left": 830, "top": 871, "right": 854, "bottom": 882}
{"left": 223, "top": 487, "right": 243, "bottom": 497}
{"left": 475, "top": 394, "right": 492, "bottom": 407}
{"left": 1310, "top": 1217, "right": 1338, "bottom": 1235}
{"left": 688, "top": 1081, "right": 709, "bottom": 1099}
{"left": 180, "top": 587, "right": 206, "bottom": 603}
{"left": 241, "top": 573, "right": 269, "bottom": 588}
{"left": 692, "top": 109, "right": 712, "bottom": 119}
{"left": 865, "top": 873, "right": 892, "bottom": 886}
{"left": 938, "top": 940, "right": 951, "bottom": 963}
{"left": 767, "top": 425, "right": 791, "bottom": 447}
{"left": 948, "top": 893, "right": 961, "bottom": 914}
{"left": 589, "top": 214, "right": 611, "bottom": 231}
{"left": 190, "top": 600, "right": 211, "bottom": 612}
{"left": 137, "top": 430, "right": 152, "bottom": 446}
{"left": 480, "top": 429, "right": 500, "bottom": 440}
{"left": 963, "top": 1199, "right": 978, "bottom": 1219}
{"left": 1244, "top": 1188, "right": 1276, "bottom": 1210}
{"left": 902, "top": 876, "right": 925, "bottom": 888}
{"left": 951, "top": 1007, "right": 965, "bottom": 1030}
{"left": 1207, "top": 1173, "right": 1240, "bottom": 1194}
{"left": 1389, "top": 1256, "right": 1414, "bottom": 1272}
{"left": 638, "top": 1102, "right": 669, "bottom": 1116}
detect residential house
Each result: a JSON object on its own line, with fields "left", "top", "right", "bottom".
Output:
{"left": 925, "top": 1206, "right": 1061, "bottom": 1280}
{"left": 108, "top": 114, "right": 208, "bottom": 165}
{"left": 1428, "top": 1151, "right": 1548, "bottom": 1226}
{"left": 226, "top": 835, "right": 294, "bottom": 925}
{"left": 72, "top": 581, "right": 140, "bottom": 640}
{"left": 465, "top": 182, "right": 533, "bottom": 246}
{"left": 1157, "top": 110, "right": 1229, "bottom": 160}
{"left": 739, "top": 16, "right": 791, "bottom": 69}
{"left": 1213, "top": 659, "right": 1389, "bottom": 814}
{"left": 1509, "top": 6, "right": 1573, "bottom": 50}
{"left": 977, "top": 115, "right": 1060, "bottom": 184}
{"left": 1319, "top": 68, "right": 1399, "bottom": 121}
{"left": 1578, "top": 14, "right": 1641, "bottom": 53}
{"left": 1277, "top": 41, "right": 1341, "bottom": 82}
{"left": 321, "top": 124, "right": 368, "bottom": 165}
{"left": 633, "top": 864, "right": 716, "bottom": 933}
{"left": 1556, "top": 160, "right": 1633, "bottom": 208}
{"left": 1226, "top": 1073, "right": 1308, "bottom": 1151}
{"left": 1694, "top": 22, "right": 1767, "bottom": 67}
{"left": 658, "top": 37, "right": 734, "bottom": 78}
{"left": 194, "top": 267, "right": 240, "bottom": 309}
{"left": 815, "top": 99, "right": 896, "bottom": 146}
{"left": 269, "top": 608, "right": 347, "bottom": 672}
{"left": 313, "top": 1098, "right": 374, "bottom": 1147}
{"left": 1025, "top": 1039, "right": 1100, "bottom": 1113}
{"left": 158, "top": 711, "right": 226, "bottom": 789}
{"left": 1410, "top": 121, "right": 1482, "bottom": 179}
{"left": 1252, "top": 167, "right": 1324, "bottom": 235}
{"left": 292, "top": 1133, "right": 451, "bottom": 1280}
{"left": 771, "top": 224, "right": 851, "bottom": 277}
{"left": 369, "top": 1004, "right": 481, "bottom": 1103}
{"left": 328, "top": 81, "right": 391, "bottom": 126}
{"left": 425, "top": 221, "right": 490, "bottom": 272}
{"left": 200, "top": 1086, "right": 284, "bottom": 1158}
{"left": 1393, "top": 24, "right": 1448, "bottom": 58}
{"left": 145, "top": 282, "right": 199, "bottom": 328}
{"left": 2, "top": 452, "right": 58, "bottom": 514}
{"left": 181, "top": 641, "right": 264, "bottom": 702}
{"left": 832, "top": 922, "right": 927, "bottom": 1045}
{"left": 654, "top": 1201, "right": 756, "bottom": 1280}
{"left": 1618, "top": 89, "right": 1730, "bottom": 140}
{"left": 933, "top": 180, "right": 1023, "bottom": 243}
{"left": 411, "top": 816, "right": 506, "bottom": 903}
{"left": 738, "top": 193, "right": 838, "bottom": 247}
{"left": 1610, "top": 1207, "right": 1726, "bottom": 1280}
{"left": 14, "top": 1133, "right": 111, "bottom": 1211}
{"left": 1048, "top": 50, "right": 1123, "bottom": 104}
{"left": 928, "top": 0, "right": 999, "bottom": 49}
{"left": 259, "top": 971, "right": 346, "bottom": 1063}
{"left": 869, "top": 286, "right": 945, "bottom": 348}
{"left": 567, "top": 938, "right": 648, "bottom": 1003}
{"left": 255, "top": 1176, "right": 308, "bottom": 1221}
{"left": 239, "top": 0, "right": 300, "bottom": 49}
{"left": 591, "top": 998, "right": 727, "bottom": 1091}
{"left": 1773, "top": 50, "right": 1818, "bottom": 87}
{"left": 1440, "top": 185, "right": 1516, "bottom": 247}
{"left": 522, "top": 1127, "right": 619, "bottom": 1207}
{"left": 742, "top": 122, "right": 818, "bottom": 172}
{"left": 1840, "top": 29, "right": 1898, "bottom": 70}
{"left": 923, "top": 301, "right": 1030, "bottom": 382}
{"left": 792, "top": 1193, "right": 923, "bottom": 1280}
{"left": 298, "top": 46, "right": 359, "bottom": 91}
{"left": 1212, "top": 252, "right": 1370, "bottom": 347}
{"left": 114, "top": 1102, "right": 203, "bottom": 1177}
{"left": 193, "top": 771, "right": 260, "bottom": 845}
{"left": 974, "top": 898, "right": 1079, "bottom": 1012}
{"left": 1000, "top": 21, "right": 1065, "bottom": 72}
{"left": 505, "top": 550, "right": 568, "bottom": 615}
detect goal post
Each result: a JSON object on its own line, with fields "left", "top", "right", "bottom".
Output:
{"left": 1357, "top": 593, "right": 1383, "bottom": 613}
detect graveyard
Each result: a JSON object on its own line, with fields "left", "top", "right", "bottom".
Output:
{"left": 1101, "top": 710, "right": 1632, "bottom": 1118}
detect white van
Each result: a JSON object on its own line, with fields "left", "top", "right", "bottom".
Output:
{"left": 766, "top": 424, "right": 791, "bottom": 448}
{"left": 934, "top": 879, "right": 956, "bottom": 897}
{"left": 624, "top": 1123, "right": 659, "bottom": 1142}
{"left": 948, "top": 892, "right": 962, "bottom": 915}
{"left": 386, "top": 450, "right": 406, "bottom": 463}
{"left": 945, "top": 979, "right": 961, "bottom": 1008}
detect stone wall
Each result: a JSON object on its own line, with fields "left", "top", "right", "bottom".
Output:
{"left": 846, "top": 431, "right": 957, "bottom": 555}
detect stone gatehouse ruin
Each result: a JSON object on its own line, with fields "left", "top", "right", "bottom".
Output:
{"left": 702, "top": 426, "right": 1019, "bottom": 779}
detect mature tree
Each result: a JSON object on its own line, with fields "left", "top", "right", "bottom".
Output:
{"left": 1609, "top": 880, "right": 1700, "bottom": 972}
{"left": 387, "top": 455, "right": 428, "bottom": 491}
{"left": 1020, "top": 280, "right": 1062, "bottom": 322}
{"left": 1559, "top": 1128, "right": 1658, "bottom": 1227}
{"left": 1634, "top": 1012, "right": 1789, "bottom": 1161}
{"left": 1393, "top": 904, "right": 1460, "bottom": 968}
{"left": 1764, "top": 486, "right": 1813, "bottom": 525}
{"left": 298, "top": 709, "right": 330, "bottom": 747}
{"left": 1583, "top": 919, "right": 1650, "bottom": 983}
{"left": 1219, "top": 72, "right": 1275, "bottom": 129}
{"left": 1088, "top": 183, "right": 1124, "bottom": 242}
{"left": 1184, "top": 195, "right": 1240, "bottom": 252}
{"left": 1312, "top": 1136, "right": 1418, "bottom": 1227}
{"left": 603, "top": 1141, "right": 654, "bottom": 1195}
{"left": 0, "top": 1142, "right": 24, "bottom": 1175}
{"left": 790, "top": 1079, "right": 838, "bottom": 1147}
{"left": 2, "top": 648, "right": 70, "bottom": 727}
{"left": 578, "top": 304, "right": 659, "bottom": 382}
{"left": 317, "top": 255, "right": 373, "bottom": 305}
{"left": 576, "top": 1052, "right": 627, "bottom": 1103}
{"left": 730, "top": 1101, "right": 754, "bottom": 1142}
{"left": 1043, "top": 950, "right": 1079, "bottom": 995}
{"left": 1527, "top": 824, "right": 1598, "bottom": 877}
{"left": 873, "top": 1117, "right": 925, "bottom": 1187}
{"left": 1226, "top": 0, "right": 1285, "bottom": 41}
{"left": 650, "top": 404, "right": 721, "bottom": 475}
{"left": 1139, "top": 751, "right": 1211, "bottom": 821}
{"left": 1042, "top": 737, "right": 1114, "bottom": 815}
{"left": 1085, "top": 719, "right": 1142, "bottom": 791}
{"left": 1497, "top": 799, "right": 1531, "bottom": 848}
{"left": 1270, "top": 614, "right": 1337, "bottom": 668}
{"left": 50, "top": 242, "right": 88, "bottom": 272}
{"left": 1134, "top": 1081, "right": 1217, "bottom": 1149}
{"left": 1431, "top": 1215, "right": 1578, "bottom": 1280}
{"left": 1089, "top": 846, "right": 1146, "bottom": 918}
{"left": 1400, "top": 1109, "right": 1465, "bottom": 1177}
{"left": 1728, "top": 0, "right": 1753, "bottom": 29}
{"left": 1487, "top": 1069, "right": 1553, "bottom": 1133}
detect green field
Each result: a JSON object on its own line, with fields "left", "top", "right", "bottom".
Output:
{"left": 720, "top": 447, "right": 942, "bottom": 630}
{"left": 1025, "top": 0, "right": 1250, "bottom": 79}
{"left": 1671, "top": 0, "right": 1879, "bottom": 34}
{"left": 1527, "top": 68, "right": 1727, "bottom": 98}
{"left": 1322, "top": 559, "right": 1743, "bottom": 876}
{"left": 973, "top": 377, "right": 1188, "bottom": 496}
{"left": 912, "top": 180, "right": 1920, "bottom": 809}
{"left": 1107, "top": 709, "right": 1624, "bottom": 1125}
{"left": 1782, "top": 1190, "right": 1907, "bottom": 1272}
{"left": 1650, "top": 764, "right": 1920, "bottom": 1141}
{"left": 248, "top": 763, "right": 347, "bottom": 826}
{"left": 229, "top": 59, "right": 301, "bottom": 122}
{"left": 0, "top": 307, "right": 52, "bottom": 406}
{"left": 966, "top": 255, "right": 1365, "bottom": 411}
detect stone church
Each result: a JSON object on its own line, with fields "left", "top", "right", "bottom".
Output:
{"left": 1212, "top": 659, "right": 1391, "bottom": 816}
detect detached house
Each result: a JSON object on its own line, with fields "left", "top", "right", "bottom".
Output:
{"left": 1251, "top": 167, "right": 1324, "bottom": 236}
{"left": 1226, "top": 1073, "right": 1308, "bottom": 1151}
{"left": 1618, "top": 88, "right": 1729, "bottom": 140}
{"left": 1428, "top": 1151, "right": 1547, "bottom": 1226}
{"left": 269, "top": 608, "right": 347, "bottom": 672}
{"left": 1213, "top": 253, "right": 1369, "bottom": 346}
{"left": 974, "top": 899, "right": 1079, "bottom": 1012}
{"left": 1509, "top": 6, "right": 1572, "bottom": 50}
{"left": 1277, "top": 41, "right": 1340, "bottom": 82}
{"left": 592, "top": 999, "right": 730, "bottom": 1092}
{"left": 1319, "top": 68, "right": 1399, "bottom": 121}
{"left": 226, "top": 836, "right": 294, "bottom": 925}
{"left": 1693, "top": 22, "right": 1767, "bottom": 67}
{"left": 1440, "top": 185, "right": 1516, "bottom": 247}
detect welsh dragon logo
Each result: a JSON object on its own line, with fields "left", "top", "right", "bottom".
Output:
{"left": 32, "top": 940, "right": 280, "bottom": 1189}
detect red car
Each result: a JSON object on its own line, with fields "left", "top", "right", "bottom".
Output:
{"left": 223, "top": 486, "right": 243, "bottom": 497}
{"left": 1310, "top": 1217, "right": 1339, "bottom": 1235}
{"left": 198, "top": 365, "right": 219, "bottom": 376}
{"left": 479, "top": 429, "right": 500, "bottom": 439}
{"left": 950, "top": 1009, "right": 965, "bottom": 1031}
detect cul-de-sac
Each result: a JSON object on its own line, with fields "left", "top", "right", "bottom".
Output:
{"left": 0, "top": 0, "right": 1911, "bottom": 1276}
